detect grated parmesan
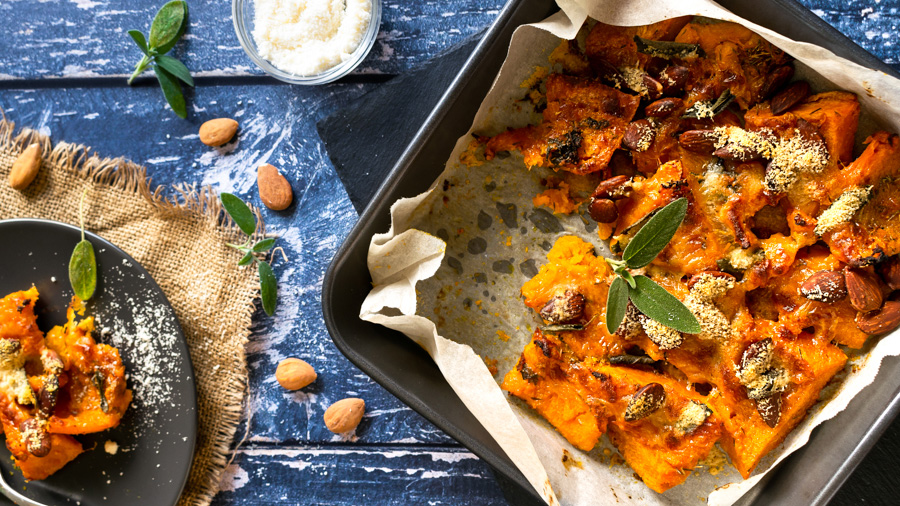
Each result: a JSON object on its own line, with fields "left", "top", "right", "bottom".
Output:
{"left": 814, "top": 185, "right": 872, "bottom": 235}
{"left": 252, "top": 0, "right": 372, "bottom": 76}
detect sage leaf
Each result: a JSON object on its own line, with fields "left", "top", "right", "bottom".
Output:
{"left": 156, "top": 54, "right": 194, "bottom": 86}
{"left": 617, "top": 268, "right": 636, "bottom": 289}
{"left": 542, "top": 323, "right": 585, "bottom": 333}
{"left": 69, "top": 239, "right": 97, "bottom": 301}
{"left": 606, "top": 276, "right": 629, "bottom": 334}
{"left": 258, "top": 261, "right": 277, "bottom": 316}
{"left": 148, "top": 0, "right": 187, "bottom": 52}
{"left": 623, "top": 197, "right": 688, "bottom": 269}
{"left": 238, "top": 252, "right": 253, "bottom": 266}
{"left": 153, "top": 65, "right": 186, "bottom": 118}
{"left": 634, "top": 36, "right": 702, "bottom": 59}
{"left": 252, "top": 238, "right": 276, "bottom": 253}
{"left": 683, "top": 89, "right": 734, "bottom": 119}
{"left": 220, "top": 193, "right": 256, "bottom": 235}
{"left": 128, "top": 30, "right": 150, "bottom": 55}
{"left": 629, "top": 275, "right": 701, "bottom": 334}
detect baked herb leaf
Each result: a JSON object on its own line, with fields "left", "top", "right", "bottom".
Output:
{"left": 629, "top": 275, "right": 701, "bottom": 334}
{"left": 623, "top": 197, "right": 688, "bottom": 269}
{"left": 606, "top": 276, "right": 629, "bottom": 334}
{"left": 633, "top": 36, "right": 702, "bottom": 59}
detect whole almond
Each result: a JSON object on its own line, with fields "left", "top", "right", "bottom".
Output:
{"left": 845, "top": 267, "right": 884, "bottom": 312}
{"left": 800, "top": 270, "right": 847, "bottom": 303}
{"left": 539, "top": 289, "right": 585, "bottom": 325}
{"left": 645, "top": 97, "right": 684, "bottom": 118}
{"left": 199, "top": 118, "right": 239, "bottom": 147}
{"left": 8, "top": 143, "right": 42, "bottom": 190}
{"left": 591, "top": 175, "right": 630, "bottom": 200}
{"left": 622, "top": 119, "right": 655, "bottom": 152}
{"left": 658, "top": 65, "right": 689, "bottom": 96}
{"left": 756, "top": 392, "right": 782, "bottom": 428}
{"left": 678, "top": 130, "right": 717, "bottom": 154}
{"left": 588, "top": 198, "right": 618, "bottom": 223}
{"left": 770, "top": 81, "right": 810, "bottom": 115}
{"left": 624, "top": 383, "right": 666, "bottom": 422}
{"left": 877, "top": 256, "right": 900, "bottom": 291}
{"left": 324, "top": 398, "right": 365, "bottom": 433}
{"left": 642, "top": 74, "right": 664, "bottom": 100}
{"left": 857, "top": 301, "right": 900, "bottom": 335}
{"left": 257, "top": 164, "right": 293, "bottom": 210}
{"left": 275, "top": 358, "right": 316, "bottom": 390}
{"left": 759, "top": 65, "right": 794, "bottom": 100}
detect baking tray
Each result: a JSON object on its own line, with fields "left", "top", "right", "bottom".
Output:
{"left": 322, "top": 1, "right": 900, "bottom": 504}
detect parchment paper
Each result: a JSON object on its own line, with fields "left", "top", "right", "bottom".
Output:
{"left": 359, "top": 1, "right": 900, "bottom": 505}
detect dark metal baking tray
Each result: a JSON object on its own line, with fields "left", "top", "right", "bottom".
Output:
{"left": 322, "top": 1, "right": 900, "bottom": 504}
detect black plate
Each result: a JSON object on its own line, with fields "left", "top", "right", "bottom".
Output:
{"left": 323, "top": 2, "right": 900, "bottom": 505}
{"left": 0, "top": 218, "right": 197, "bottom": 506}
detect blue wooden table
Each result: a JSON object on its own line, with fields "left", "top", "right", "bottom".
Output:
{"left": 1, "top": 1, "right": 898, "bottom": 505}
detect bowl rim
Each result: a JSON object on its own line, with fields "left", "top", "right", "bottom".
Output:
{"left": 232, "top": 0, "right": 382, "bottom": 85}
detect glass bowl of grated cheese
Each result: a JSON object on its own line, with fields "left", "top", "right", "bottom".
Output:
{"left": 233, "top": 0, "right": 381, "bottom": 85}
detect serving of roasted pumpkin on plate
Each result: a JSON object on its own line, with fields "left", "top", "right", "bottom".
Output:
{"left": 483, "top": 16, "right": 900, "bottom": 493}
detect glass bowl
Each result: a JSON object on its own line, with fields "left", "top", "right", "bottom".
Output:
{"left": 232, "top": 0, "right": 382, "bottom": 85}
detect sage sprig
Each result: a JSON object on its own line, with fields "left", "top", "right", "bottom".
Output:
{"left": 69, "top": 190, "right": 97, "bottom": 301}
{"left": 127, "top": 1, "right": 192, "bottom": 118}
{"left": 220, "top": 193, "right": 279, "bottom": 316}
{"left": 605, "top": 198, "right": 701, "bottom": 335}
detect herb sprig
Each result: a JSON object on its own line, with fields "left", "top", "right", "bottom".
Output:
{"left": 69, "top": 190, "right": 97, "bottom": 301}
{"left": 605, "top": 198, "right": 701, "bottom": 335}
{"left": 220, "top": 193, "right": 279, "bottom": 316}
{"left": 127, "top": 1, "right": 193, "bottom": 118}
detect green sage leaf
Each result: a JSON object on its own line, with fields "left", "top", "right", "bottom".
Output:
{"left": 623, "top": 197, "right": 688, "bottom": 269}
{"left": 153, "top": 65, "right": 186, "bottom": 118}
{"left": 252, "top": 238, "right": 276, "bottom": 253}
{"left": 633, "top": 36, "right": 702, "bottom": 59}
{"left": 258, "top": 261, "right": 277, "bottom": 316}
{"left": 629, "top": 275, "right": 701, "bottom": 334}
{"left": 238, "top": 252, "right": 254, "bottom": 266}
{"left": 617, "top": 268, "right": 636, "bottom": 289}
{"left": 683, "top": 89, "right": 734, "bottom": 119}
{"left": 128, "top": 30, "right": 150, "bottom": 55}
{"left": 148, "top": 0, "right": 187, "bottom": 52}
{"left": 155, "top": 54, "right": 194, "bottom": 86}
{"left": 220, "top": 193, "right": 256, "bottom": 236}
{"left": 606, "top": 276, "right": 629, "bottom": 334}
{"left": 69, "top": 239, "right": 97, "bottom": 301}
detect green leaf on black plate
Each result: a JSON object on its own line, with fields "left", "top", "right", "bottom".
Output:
{"left": 69, "top": 239, "right": 97, "bottom": 301}
{"left": 153, "top": 65, "right": 186, "bottom": 118}
{"left": 156, "top": 54, "right": 194, "bottom": 86}
{"left": 629, "top": 275, "right": 701, "bottom": 334}
{"left": 258, "top": 261, "right": 277, "bottom": 316}
{"left": 220, "top": 193, "right": 256, "bottom": 236}
{"left": 605, "top": 276, "right": 630, "bottom": 334}
{"left": 622, "top": 197, "right": 688, "bottom": 269}
{"left": 252, "top": 238, "right": 277, "bottom": 253}
{"left": 148, "top": 0, "right": 187, "bottom": 52}
{"left": 128, "top": 30, "right": 150, "bottom": 55}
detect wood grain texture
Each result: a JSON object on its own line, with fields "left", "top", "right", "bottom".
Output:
{"left": 0, "top": 1, "right": 898, "bottom": 505}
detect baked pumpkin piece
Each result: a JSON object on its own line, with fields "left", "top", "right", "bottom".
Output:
{"left": 485, "top": 74, "right": 641, "bottom": 175}
{"left": 502, "top": 331, "right": 606, "bottom": 452}
{"left": 711, "top": 313, "right": 847, "bottom": 478}
{"left": 582, "top": 363, "right": 722, "bottom": 493}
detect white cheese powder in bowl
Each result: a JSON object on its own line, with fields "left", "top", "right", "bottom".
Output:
{"left": 233, "top": 0, "right": 381, "bottom": 84}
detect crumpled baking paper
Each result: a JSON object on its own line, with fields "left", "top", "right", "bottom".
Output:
{"left": 359, "top": 1, "right": 900, "bottom": 505}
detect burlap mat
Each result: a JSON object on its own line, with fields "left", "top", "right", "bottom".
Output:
{"left": 0, "top": 118, "right": 260, "bottom": 506}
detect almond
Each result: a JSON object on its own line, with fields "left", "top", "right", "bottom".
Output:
{"left": 756, "top": 392, "right": 782, "bottom": 428}
{"left": 199, "top": 118, "right": 239, "bottom": 147}
{"left": 323, "top": 398, "right": 365, "bottom": 434}
{"left": 642, "top": 74, "right": 664, "bottom": 100}
{"left": 8, "top": 143, "right": 42, "bottom": 190}
{"left": 658, "top": 65, "right": 689, "bottom": 96}
{"left": 591, "top": 175, "right": 630, "bottom": 200}
{"left": 624, "top": 383, "right": 666, "bottom": 422}
{"left": 539, "top": 289, "right": 586, "bottom": 325}
{"left": 257, "top": 163, "right": 293, "bottom": 210}
{"left": 759, "top": 65, "right": 794, "bottom": 100}
{"left": 877, "top": 256, "right": 900, "bottom": 291}
{"left": 857, "top": 301, "right": 900, "bottom": 335}
{"left": 275, "top": 358, "right": 316, "bottom": 390}
{"left": 588, "top": 198, "right": 618, "bottom": 223}
{"left": 845, "top": 267, "right": 884, "bottom": 312}
{"left": 644, "top": 97, "right": 684, "bottom": 118}
{"left": 622, "top": 119, "right": 655, "bottom": 152}
{"left": 770, "top": 81, "right": 810, "bottom": 115}
{"left": 799, "top": 270, "right": 847, "bottom": 303}
{"left": 678, "top": 130, "right": 716, "bottom": 154}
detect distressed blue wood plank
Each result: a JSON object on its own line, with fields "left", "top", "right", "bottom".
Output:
{"left": 801, "top": 0, "right": 900, "bottom": 68}
{"left": 0, "top": 0, "right": 505, "bottom": 80}
{"left": 211, "top": 445, "right": 508, "bottom": 506}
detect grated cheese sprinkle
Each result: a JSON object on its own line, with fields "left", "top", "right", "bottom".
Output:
{"left": 814, "top": 186, "right": 872, "bottom": 235}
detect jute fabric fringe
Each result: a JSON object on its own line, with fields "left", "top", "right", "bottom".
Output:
{"left": 0, "top": 118, "right": 260, "bottom": 506}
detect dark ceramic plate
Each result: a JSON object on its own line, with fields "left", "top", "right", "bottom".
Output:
{"left": 0, "top": 218, "right": 197, "bottom": 506}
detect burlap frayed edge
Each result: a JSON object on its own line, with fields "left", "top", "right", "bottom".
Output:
{"left": 0, "top": 116, "right": 262, "bottom": 506}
